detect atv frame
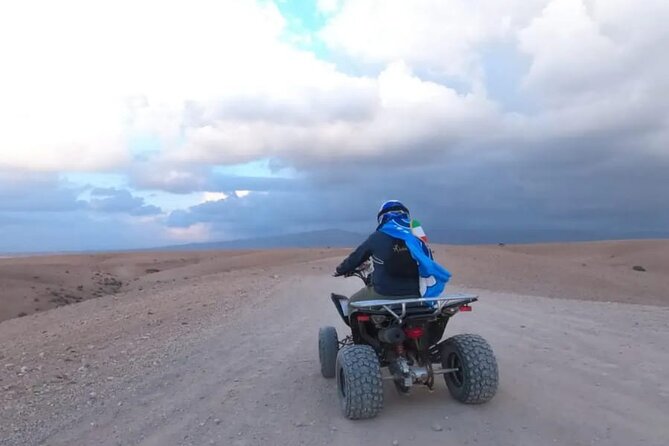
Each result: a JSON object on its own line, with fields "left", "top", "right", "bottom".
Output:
{"left": 319, "top": 270, "right": 499, "bottom": 419}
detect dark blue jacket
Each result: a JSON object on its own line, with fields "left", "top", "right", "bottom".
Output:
{"left": 336, "top": 231, "right": 419, "bottom": 296}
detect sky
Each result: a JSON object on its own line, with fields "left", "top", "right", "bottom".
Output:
{"left": 0, "top": 0, "right": 667, "bottom": 252}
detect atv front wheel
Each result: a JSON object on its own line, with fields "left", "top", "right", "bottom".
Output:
{"left": 319, "top": 326, "right": 339, "bottom": 378}
{"left": 440, "top": 334, "right": 498, "bottom": 404}
{"left": 336, "top": 345, "right": 384, "bottom": 419}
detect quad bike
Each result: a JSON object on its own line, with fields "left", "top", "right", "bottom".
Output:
{"left": 319, "top": 265, "right": 498, "bottom": 419}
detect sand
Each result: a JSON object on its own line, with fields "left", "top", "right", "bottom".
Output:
{"left": 0, "top": 240, "right": 667, "bottom": 445}
{"left": 0, "top": 249, "right": 348, "bottom": 323}
{"left": 435, "top": 239, "right": 669, "bottom": 306}
{"left": 2, "top": 240, "right": 667, "bottom": 323}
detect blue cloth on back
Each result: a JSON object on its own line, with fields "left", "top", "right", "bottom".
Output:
{"left": 379, "top": 216, "right": 451, "bottom": 297}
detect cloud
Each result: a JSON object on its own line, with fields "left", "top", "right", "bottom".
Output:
{"left": 129, "top": 163, "right": 211, "bottom": 194}
{"left": 321, "top": 0, "right": 546, "bottom": 81}
{"left": 0, "top": 173, "right": 85, "bottom": 212}
{"left": 131, "top": 164, "right": 299, "bottom": 194}
{"left": 1, "top": 0, "right": 501, "bottom": 173}
{"left": 0, "top": 210, "right": 171, "bottom": 253}
{"left": 202, "top": 192, "right": 229, "bottom": 203}
{"left": 166, "top": 143, "right": 669, "bottom": 243}
{"left": 88, "top": 188, "right": 162, "bottom": 216}
{"left": 320, "top": 0, "right": 669, "bottom": 146}
{"left": 136, "top": 61, "right": 499, "bottom": 175}
{"left": 0, "top": 0, "right": 288, "bottom": 171}
{"left": 513, "top": 0, "right": 669, "bottom": 146}
{"left": 130, "top": 0, "right": 668, "bottom": 183}
{"left": 0, "top": 175, "right": 172, "bottom": 252}
{"left": 1, "top": 0, "right": 668, "bottom": 250}
{"left": 519, "top": 0, "right": 622, "bottom": 100}
{"left": 165, "top": 188, "right": 373, "bottom": 239}
{"left": 317, "top": 0, "right": 341, "bottom": 14}
{"left": 5, "top": 0, "right": 665, "bottom": 173}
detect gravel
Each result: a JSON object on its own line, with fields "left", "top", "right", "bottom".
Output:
{"left": 1, "top": 251, "right": 668, "bottom": 446}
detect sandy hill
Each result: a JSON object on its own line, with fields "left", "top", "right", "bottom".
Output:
{"left": 0, "top": 249, "right": 346, "bottom": 323}
{"left": 0, "top": 240, "right": 667, "bottom": 323}
{"left": 0, "top": 240, "right": 668, "bottom": 446}
{"left": 436, "top": 239, "right": 668, "bottom": 305}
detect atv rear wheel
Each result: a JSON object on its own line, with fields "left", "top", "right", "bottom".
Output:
{"left": 319, "top": 326, "right": 339, "bottom": 378}
{"left": 440, "top": 334, "right": 498, "bottom": 404}
{"left": 336, "top": 345, "right": 384, "bottom": 419}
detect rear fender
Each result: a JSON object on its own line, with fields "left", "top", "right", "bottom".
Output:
{"left": 330, "top": 293, "right": 350, "bottom": 327}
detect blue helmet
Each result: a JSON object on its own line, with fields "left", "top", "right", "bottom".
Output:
{"left": 377, "top": 200, "right": 410, "bottom": 224}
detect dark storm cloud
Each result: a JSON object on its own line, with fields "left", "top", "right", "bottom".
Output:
{"left": 88, "top": 188, "right": 162, "bottom": 216}
{"left": 166, "top": 186, "right": 362, "bottom": 231}
{"left": 0, "top": 210, "right": 168, "bottom": 253}
{"left": 0, "top": 176, "right": 162, "bottom": 217}
{"left": 0, "top": 173, "right": 86, "bottom": 212}
{"left": 165, "top": 130, "right": 669, "bottom": 244}
{"left": 0, "top": 176, "right": 170, "bottom": 252}
{"left": 0, "top": 177, "right": 168, "bottom": 252}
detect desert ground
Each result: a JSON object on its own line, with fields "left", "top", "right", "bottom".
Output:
{"left": 1, "top": 240, "right": 668, "bottom": 445}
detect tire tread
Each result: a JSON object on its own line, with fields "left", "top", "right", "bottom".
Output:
{"left": 319, "top": 326, "right": 338, "bottom": 378}
{"left": 336, "top": 345, "right": 384, "bottom": 419}
{"left": 441, "top": 333, "right": 498, "bottom": 404}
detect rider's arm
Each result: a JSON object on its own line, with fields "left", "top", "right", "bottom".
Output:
{"left": 335, "top": 234, "right": 374, "bottom": 275}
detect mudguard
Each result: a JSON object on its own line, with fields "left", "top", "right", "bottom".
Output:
{"left": 330, "top": 293, "right": 351, "bottom": 326}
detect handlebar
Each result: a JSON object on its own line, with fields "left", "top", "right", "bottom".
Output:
{"left": 340, "top": 268, "right": 372, "bottom": 286}
{"left": 334, "top": 260, "right": 373, "bottom": 285}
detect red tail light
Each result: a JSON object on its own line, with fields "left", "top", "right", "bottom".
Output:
{"left": 357, "top": 314, "right": 370, "bottom": 322}
{"left": 459, "top": 305, "right": 472, "bottom": 312}
{"left": 404, "top": 327, "right": 424, "bottom": 339}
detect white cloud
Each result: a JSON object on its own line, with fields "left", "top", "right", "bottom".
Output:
{"left": 321, "top": 0, "right": 547, "bottom": 82}
{"left": 0, "top": 0, "right": 286, "bottom": 171}
{"left": 158, "top": 61, "right": 498, "bottom": 168}
{"left": 317, "top": 0, "right": 341, "bottom": 14}
{"left": 512, "top": 0, "right": 669, "bottom": 141}
{"left": 202, "top": 192, "right": 229, "bottom": 203}
{"left": 518, "top": 0, "right": 623, "bottom": 103}
{"left": 0, "top": 96, "right": 129, "bottom": 171}
{"left": 317, "top": 0, "right": 669, "bottom": 153}
{"left": 1, "top": 0, "right": 667, "bottom": 180}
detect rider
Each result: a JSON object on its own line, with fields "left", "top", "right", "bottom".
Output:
{"left": 334, "top": 200, "right": 451, "bottom": 303}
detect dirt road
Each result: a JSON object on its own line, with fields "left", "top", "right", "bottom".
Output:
{"left": 2, "top": 258, "right": 668, "bottom": 446}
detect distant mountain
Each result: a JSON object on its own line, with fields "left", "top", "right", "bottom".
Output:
{"left": 158, "top": 229, "right": 366, "bottom": 251}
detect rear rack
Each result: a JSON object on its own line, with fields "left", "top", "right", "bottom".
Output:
{"left": 349, "top": 293, "right": 478, "bottom": 323}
